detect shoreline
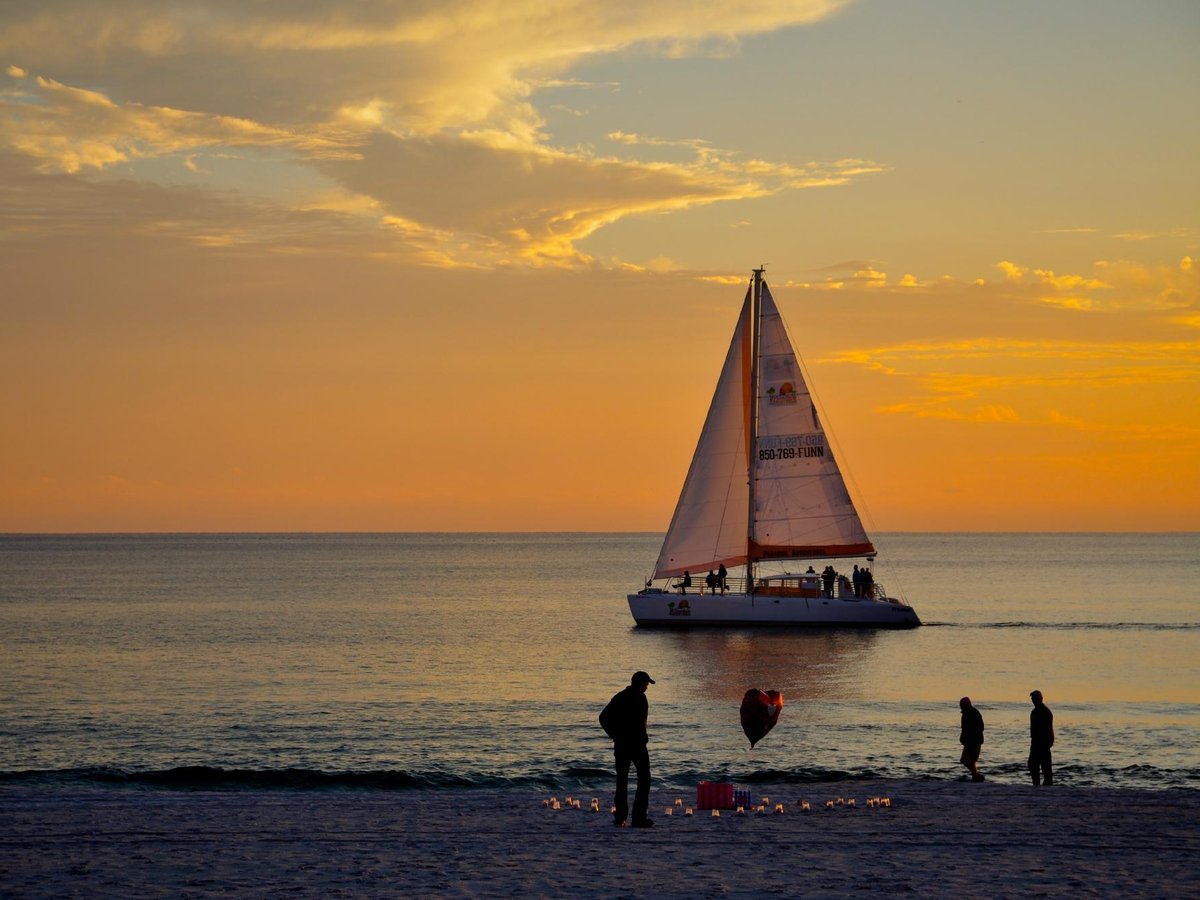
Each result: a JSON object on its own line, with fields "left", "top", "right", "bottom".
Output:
{"left": 3, "top": 781, "right": 1198, "bottom": 897}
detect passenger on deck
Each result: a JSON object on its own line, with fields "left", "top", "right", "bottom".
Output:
{"left": 862, "top": 567, "right": 875, "bottom": 599}
{"left": 678, "top": 571, "right": 692, "bottom": 595}
{"left": 705, "top": 571, "right": 717, "bottom": 595}
{"left": 717, "top": 563, "right": 728, "bottom": 594}
{"left": 822, "top": 566, "right": 836, "bottom": 598}
{"left": 852, "top": 565, "right": 862, "bottom": 598}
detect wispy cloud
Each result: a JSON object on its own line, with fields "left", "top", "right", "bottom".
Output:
{"left": 0, "top": 0, "right": 862, "bottom": 267}
{"left": 990, "top": 256, "right": 1198, "bottom": 313}
{"left": 2, "top": 72, "right": 354, "bottom": 174}
{"left": 784, "top": 262, "right": 923, "bottom": 290}
{"left": 825, "top": 337, "right": 1200, "bottom": 437}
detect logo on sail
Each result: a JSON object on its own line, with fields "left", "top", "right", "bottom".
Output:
{"left": 767, "top": 382, "right": 797, "bottom": 405}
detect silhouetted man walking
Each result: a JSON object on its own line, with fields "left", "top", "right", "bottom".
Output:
{"left": 959, "top": 696, "right": 985, "bottom": 782}
{"left": 600, "top": 671, "right": 655, "bottom": 827}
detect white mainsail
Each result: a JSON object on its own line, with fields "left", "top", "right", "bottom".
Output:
{"left": 653, "top": 277, "right": 872, "bottom": 580}
{"left": 750, "top": 283, "right": 874, "bottom": 561}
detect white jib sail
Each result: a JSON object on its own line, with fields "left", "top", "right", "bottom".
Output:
{"left": 653, "top": 289, "right": 752, "bottom": 579}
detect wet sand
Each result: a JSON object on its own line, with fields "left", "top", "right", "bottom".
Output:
{"left": 2, "top": 780, "right": 1198, "bottom": 897}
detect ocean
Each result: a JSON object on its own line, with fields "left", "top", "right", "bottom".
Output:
{"left": 1, "top": 532, "right": 1197, "bottom": 793}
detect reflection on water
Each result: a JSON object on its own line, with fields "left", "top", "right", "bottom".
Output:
{"left": 652, "top": 629, "right": 880, "bottom": 703}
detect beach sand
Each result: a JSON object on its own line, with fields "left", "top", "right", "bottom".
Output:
{"left": 2, "top": 781, "right": 1198, "bottom": 897}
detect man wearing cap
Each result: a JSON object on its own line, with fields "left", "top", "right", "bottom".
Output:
{"left": 1028, "top": 690, "right": 1055, "bottom": 786}
{"left": 599, "top": 671, "right": 655, "bottom": 827}
{"left": 959, "top": 697, "right": 985, "bottom": 782}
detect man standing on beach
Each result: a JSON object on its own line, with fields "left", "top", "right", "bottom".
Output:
{"left": 959, "top": 697, "right": 985, "bottom": 782}
{"left": 1029, "top": 689, "right": 1054, "bottom": 786}
{"left": 599, "top": 671, "right": 655, "bottom": 828}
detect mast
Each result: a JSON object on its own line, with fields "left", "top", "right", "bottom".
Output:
{"left": 746, "top": 266, "right": 765, "bottom": 592}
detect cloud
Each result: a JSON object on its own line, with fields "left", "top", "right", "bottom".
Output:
{"left": 991, "top": 257, "right": 1198, "bottom": 313}
{"left": 784, "top": 263, "right": 926, "bottom": 291}
{"left": 825, "top": 337, "right": 1200, "bottom": 435}
{"left": 0, "top": 2, "right": 855, "bottom": 140}
{"left": 0, "top": 149, "right": 416, "bottom": 258}
{"left": 0, "top": 1, "right": 876, "bottom": 266}
{"left": 1, "top": 72, "right": 354, "bottom": 174}
{"left": 316, "top": 129, "right": 876, "bottom": 265}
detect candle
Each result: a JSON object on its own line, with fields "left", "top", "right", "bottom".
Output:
{"left": 847, "top": 799, "right": 856, "bottom": 807}
{"left": 665, "top": 807, "right": 674, "bottom": 816}
{"left": 711, "top": 809, "right": 720, "bottom": 817}
{"left": 685, "top": 807, "right": 694, "bottom": 816}
{"left": 825, "top": 800, "right": 834, "bottom": 809}
{"left": 882, "top": 797, "right": 892, "bottom": 808}
{"left": 774, "top": 803, "right": 784, "bottom": 814}
{"left": 675, "top": 798, "right": 684, "bottom": 807}
{"left": 736, "top": 806, "right": 745, "bottom": 815}
{"left": 801, "top": 801, "right": 811, "bottom": 812}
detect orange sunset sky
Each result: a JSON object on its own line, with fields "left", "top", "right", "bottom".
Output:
{"left": 1, "top": 1, "right": 1197, "bottom": 533}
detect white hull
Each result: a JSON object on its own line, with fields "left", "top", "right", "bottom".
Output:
{"left": 627, "top": 591, "right": 920, "bottom": 628}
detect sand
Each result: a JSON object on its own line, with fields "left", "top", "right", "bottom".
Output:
{"left": 2, "top": 781, "right": 1198, "bottom": 897}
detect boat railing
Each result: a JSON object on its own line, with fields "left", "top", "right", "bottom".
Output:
{"left": 663, "top": 574, "right": 891, "bottom": 601}
{"left": 666, "top": 575, "right": 748, "bottom": 595}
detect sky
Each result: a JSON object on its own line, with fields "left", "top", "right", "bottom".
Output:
{"left": 1, "top": 0, "right": 1197, "bottom": 533}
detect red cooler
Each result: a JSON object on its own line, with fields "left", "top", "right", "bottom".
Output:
{"left": 696, "top": 781, "right": 735, "bottom": 810}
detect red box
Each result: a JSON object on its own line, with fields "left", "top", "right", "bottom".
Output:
{"left": 696, "top": 781, "right": 734, "bottom": 809}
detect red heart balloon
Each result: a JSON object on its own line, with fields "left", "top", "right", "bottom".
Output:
{"left": 740, "top": 689, "right": 784, "bottom": 748}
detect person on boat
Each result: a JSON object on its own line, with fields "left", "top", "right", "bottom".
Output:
{"left": 678, "top": 571, "right": 692, "bottom": 594}
{"left": 822, "top": 566, "right": 836, "bottom": 598}
{"left": 705, "top": 571, "right": 717, "bottom": 595}
{"left": 599, "top": 671, "right": 656, "bottom": 828}
{"left": 1028, "top": 690, "right": 1055, "bottom": 786}
{"left": 851, "top": 565, "right": 862, "bottom": 598}
{"left": 717, "top": 563, "right": 728, "bottom": 595}
{"left": 862, "top": 567, "right": 875, "bottom": 599}
{"left": 959, "top": 697, "right": 985, "bottom": 782}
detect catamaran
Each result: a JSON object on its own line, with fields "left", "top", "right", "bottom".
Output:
{"left": 628, "top": 268, "right": 920, "bottom": 628}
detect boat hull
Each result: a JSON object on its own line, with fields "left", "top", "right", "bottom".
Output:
{"left": 626, "top": 591, "right": 921, "bottom": 628}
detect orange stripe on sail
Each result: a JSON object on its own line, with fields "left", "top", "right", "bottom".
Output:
{"left": 748, "top": 540, "right": 876, "bottom": 560}
{"left": 740, "top": 285, "right": 753, "bottom": 466}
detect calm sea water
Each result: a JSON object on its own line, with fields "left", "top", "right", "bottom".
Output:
{"left": 1, "top": 533, "right": 1197, "bottom": 792}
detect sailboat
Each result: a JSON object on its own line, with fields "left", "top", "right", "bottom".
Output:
{"left": 628, "top": 268, "right": 920, "bottom": 628}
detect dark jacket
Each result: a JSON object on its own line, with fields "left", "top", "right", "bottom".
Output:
{"left": 960, "top": 706, "right": 985, "bottom": 746}
{"left": 599, "top": 686, "right": 648, "bottom": 748}
{"left": 1030, "top": 704, "right": 1054, "bottom": 749}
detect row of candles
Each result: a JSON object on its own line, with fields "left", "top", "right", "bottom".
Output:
{"left": 542, "top": 795, "right": 892, "bottom": 814}
{"left": 542, "top": 796, "right": 601, "bottom": 811}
